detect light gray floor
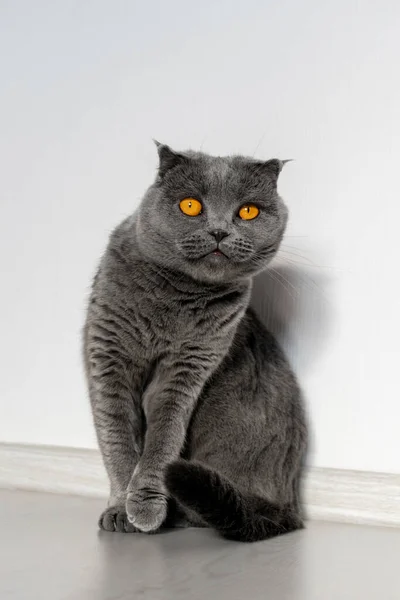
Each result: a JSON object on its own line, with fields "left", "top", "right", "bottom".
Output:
{"left": 1, "top": 490, "right": 400, "bottom": 600}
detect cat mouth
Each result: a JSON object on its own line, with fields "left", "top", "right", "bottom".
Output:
{"left": 208, "top": 249, "right": 228, "bottom": 258}
{"left": 187, "top": 249, "right": 229, "bottom": 261}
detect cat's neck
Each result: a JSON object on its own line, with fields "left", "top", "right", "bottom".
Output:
{"left": 138, "top": 255, "right": 250, "bottom": 299}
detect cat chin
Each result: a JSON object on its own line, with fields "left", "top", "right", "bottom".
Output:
{"left": 181, "top": 258, "right": 248, "bottom": 285}
{"left": 202, "top": 251, "right": 229, "bottom": 264}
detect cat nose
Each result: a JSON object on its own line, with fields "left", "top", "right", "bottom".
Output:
{"left": 209, "top": 229, "right": 229, "bottom": 243}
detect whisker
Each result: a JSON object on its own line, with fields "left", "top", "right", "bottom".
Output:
{"left": 251, "top": 131, "right": 267, "bottom": 157}
{"left": 279, "top": 249, "right": 344, "bottom": 271}
{"left": 276, "top": 257, "right": 333, "bottom": 304}
{"left": 269, "top": 267, "right": 299, "bottom": 297}
{"left": 268, "top": 271, "right": 297, "bottom": 300}
{"left": 280, "top": 244, "right": 306, "bottom": 250}
{"left": 279, "top": 249, "right": 316, "bottom": 264}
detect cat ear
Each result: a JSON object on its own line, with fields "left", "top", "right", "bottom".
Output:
{"left": 262, "top": 158, "right": 293, "bottom": 180}
{"left": 249, "top": 158, "right": 292, "bottom": 183}
{"left": 153, "top": 140, "right": 187, "bottom": 178}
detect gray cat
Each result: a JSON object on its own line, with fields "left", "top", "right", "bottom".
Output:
{"left": 83, "top": 143, "right": 308, "bottom": 542}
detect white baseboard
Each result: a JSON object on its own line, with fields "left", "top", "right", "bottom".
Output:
{"left": 305, "top": 466, "right": 400, "bottom": 527}
{"left": 0, "top": 443, "right": 108, "bottom": 498}
{"left": 0, "top": 443, "right": 399, "bottom": 528}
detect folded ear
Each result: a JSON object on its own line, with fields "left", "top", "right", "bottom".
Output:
{"left": 263, "top": 158, "right": 293, "bottom": 180}
{"left": 153, "top": 140, "right": 187, "bottom": 178}
{"left": 248, "top": 158, "right": 293, "bottom": 184}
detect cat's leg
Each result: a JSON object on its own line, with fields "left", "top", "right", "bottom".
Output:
{"left": 168, "top": 343, "right": 308, "bottom": 540}
{"left": 87, "top": 350, "right": 144, "bottom": 533}
{"left": 126, "top": 350, "right": 227, "bottom": 533}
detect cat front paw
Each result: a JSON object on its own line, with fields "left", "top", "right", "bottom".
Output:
{"left": 99, "top": 505, "right": 139, "bottom": 533}
{"left": 126, "top": 487, "right": 168, "bottom": 533}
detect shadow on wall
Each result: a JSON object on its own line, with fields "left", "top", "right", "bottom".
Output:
{"left": 251, "top": 260, "right": 334, "bottom": 374}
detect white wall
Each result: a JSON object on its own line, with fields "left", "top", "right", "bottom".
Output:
{"left": 1, "top": 0, "right": 399, "bottom": 474}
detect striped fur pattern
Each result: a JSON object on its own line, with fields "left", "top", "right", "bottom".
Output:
{"left": 83, "top": 144, "right": 308, "bottom": 541}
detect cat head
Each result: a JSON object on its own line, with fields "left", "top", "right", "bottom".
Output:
{"left": 136, "top": 143, "right": 289, "bottom": 284}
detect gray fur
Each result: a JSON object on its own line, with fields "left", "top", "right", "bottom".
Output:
{"left": 83, "top": 144, "right": 307, "bottom": 540}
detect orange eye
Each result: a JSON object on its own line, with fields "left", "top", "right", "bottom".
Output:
{"left": 179, "top": 197, "right": 203, "bottom": 216}
{"left": 239, "top": 204, "right": 260, "bottom": 220}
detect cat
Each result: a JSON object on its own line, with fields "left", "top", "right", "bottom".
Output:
{"left": 83, "top": 142, "right": 308, "bottom": 542}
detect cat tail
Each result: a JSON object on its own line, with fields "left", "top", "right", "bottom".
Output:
{"left": 165, "top": 459, "right": 303, "bottom": 543}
